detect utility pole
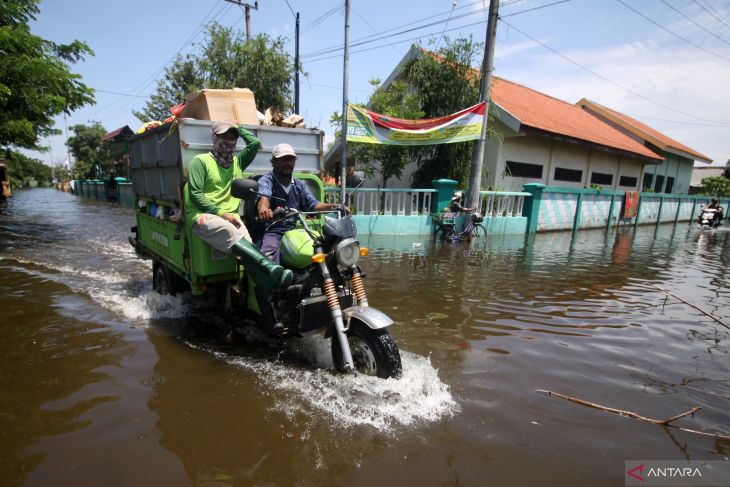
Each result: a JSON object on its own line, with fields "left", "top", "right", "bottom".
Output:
{"left": 64, "top": 114, "right": 72, "bottom": 170}
{"left": 224, "top": 0, "right": 258, "bottom": 41}
{"left": 467, "top": 0, "right": 499, "bottom": 210}
{"left": 294, "top": 11, "right": 300, "bottom": 114}
{"left": 340, "top": 0, "right": 350, "bottom": 203}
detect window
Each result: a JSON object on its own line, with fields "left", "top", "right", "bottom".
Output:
{"left": 653, "top": 174, "right": 665, "bottom": 193}
{"left": 506, "top": 161, "right": 543, "bottom": 179}
{"left": 590, "top": 172, "right": 613, "bottom": 186}
{"left": 554, "top": 167, "right": 583, "bottom": 183}
{"left": 643, "top": 173, "right": 654, "bottom": 190}
{"left": 619, "top": 175, "right": 638, "bottom": 187}
{"left": 665, "top": 177, "right": 675, "bottom": 194}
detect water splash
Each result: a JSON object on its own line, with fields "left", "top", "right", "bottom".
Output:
{"left": 0, "top": 256, "right": 189, "bottom": 321}
{"left": 202, "top": 338, "right": 459, "bottom": 433}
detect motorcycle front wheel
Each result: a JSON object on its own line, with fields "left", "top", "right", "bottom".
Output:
{"left": 332, "top": 320, "right": 402, "bottom": 379}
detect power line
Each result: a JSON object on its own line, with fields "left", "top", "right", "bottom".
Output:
{"left": 303, "top": 0, "right": 557, "bottom": 64}
{"left": 302, "top": 4, "right": 489, "bottom": 59}
{"left": 303, "top": 3, "right": 341, "bottom": 32}
{"left": 301, "top": 0, "right": 541, "bottom": 61}
{"left": 500, "top": 0, "right": 571, "bottom": 18}
{"left": 87, "top": 0, "right": 229, "bottom": 121}
{"left": 661, "top": 0, "right": 730, "bottom": 46}
{"left": 283, "top": 0, "right": 295, "bottom": 17}
{"left": 95, "top": 89, "right": 147, "bottom": 98}
{"left": 691, "top": 0, "right": 730, "bottom": 31}
{"left": 506, "top": 22, "right": 730, "bottom": 126}
{"left": 435, "top": 2, "right": 457, "bottom": 50}
{"left": 352, "top": 7, "right": 403, "bottom": 56}
{"left": 615, "top": 0, "right": 730, "bottom": 63}
{"left": 92, "top": 2, "right": 236, "bottom": 122}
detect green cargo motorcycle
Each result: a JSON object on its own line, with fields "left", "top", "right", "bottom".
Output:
{"left": 230, "top": 178, "right": 401, "bottom": 378}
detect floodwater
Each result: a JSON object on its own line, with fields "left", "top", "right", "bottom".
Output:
{"left": 1, "top": 188, "right": 729, "bottom": 487}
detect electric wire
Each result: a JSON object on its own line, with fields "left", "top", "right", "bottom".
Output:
{"left": 90, "top": 2, "right": 236, "bottom": 122}
{"left": 506, "top": 22, "right": 730, "bottom": 126}
{"left": 283, "top": 0, "right": 296, "bottom": 17}
{"left": 352, "top": 7, "right": 403, "bottom": 55}
{"left": 85, "top": 0, "right": 230, "bottom": 121}
{"left": 301, "top": 0, "right": 491, "bottom": 59}
{"left": 660, "top": 0, "right": 730, "bottom": 46}
{"left": 303, "top": 3, "right": 342, "bottom": 32}
{"left": 435, "top": 2, "right": 457, "bottom": 50}
{"left": 616, "top": 0, "right": 730, "bottom": 63}
{"left": 301, "top": 0, "right": 550, "bottom": 60}
{"left": 691, "top": 0, "right": 730, "bottom": 31}
{"left": 94, "top": 0, "right": 226, "bottom": 117}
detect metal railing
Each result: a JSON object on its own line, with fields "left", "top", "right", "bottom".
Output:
{"left": 324, "top": 187, "right": 435, "bottom": 216}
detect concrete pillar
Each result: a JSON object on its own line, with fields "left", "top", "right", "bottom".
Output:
{"left": 522, "top": 183, "right": 546, "bottom": 234}
{"left": 432, "top": 179, "right": 458, "bottom": 213}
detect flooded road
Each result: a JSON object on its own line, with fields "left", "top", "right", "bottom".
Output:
{"left": 1, "top": 188, "right": 729, "bottom": 486}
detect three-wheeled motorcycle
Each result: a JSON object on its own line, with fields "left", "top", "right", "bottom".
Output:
{"left": 126, "top": 119, "right": 401, "bottom": 378}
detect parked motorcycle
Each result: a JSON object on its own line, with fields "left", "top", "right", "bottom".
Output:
{"left": 697, "top": 207, "right": 722, "bottom": 227}
{"left": 231, "top": 179, "right": 402, "bottom": 378}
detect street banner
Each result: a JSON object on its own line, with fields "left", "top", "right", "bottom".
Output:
{"left": 345, "top": 102, "right": 486, "bottom": 145}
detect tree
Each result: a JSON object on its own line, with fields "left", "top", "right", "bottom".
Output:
{"left": 701, "top": 176, "right": 730, "bottom": 198}
{"left": 135, "top": 24, "right": 293, "bottom": 122}
{"left": 402, "top": 37, "right": 499, "bottom": 188}
{"left": 330, "top": 37, "right": 499, "bottom": 189}
{"left": 67, "top": 123, "right": 112, "bottom": 179}
{"left": 0, "top": 0, "right": 94, "bottom": 152}
{"left": 4, "top": 151, "right": 51, "bottom": 188}
{"left": 132, "top": 53, "right": 200, "bottom": 123}
{"left": 723, "top": 158, "right": 730, "bottom": 180}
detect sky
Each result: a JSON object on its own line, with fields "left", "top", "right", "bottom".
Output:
{"left": 26, "top": 0, "right": 730, "bottom": 169}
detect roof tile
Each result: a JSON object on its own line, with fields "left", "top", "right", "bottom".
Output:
{"left": 490, "top": 77, "right": 663, "bottom": 161}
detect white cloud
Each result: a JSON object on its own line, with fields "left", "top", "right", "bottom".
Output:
{"left": 496, "top": 38, "right": 730, "bottom": 165}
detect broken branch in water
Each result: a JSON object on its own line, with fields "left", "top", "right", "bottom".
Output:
{"left": 536, "top": 389, "right": 730, "bottom": 440}
{"left": 644, "top": 283, "right": 729, "bottom": 330}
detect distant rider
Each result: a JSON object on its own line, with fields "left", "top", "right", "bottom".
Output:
{"left": 707, "top": 198, "right": 724, "bottom": 221}
{"left": 184, "top": 121, "right": 293, "bottom": 334}
{"left": 255, "top": 143, "right": 339, "bottom": 263}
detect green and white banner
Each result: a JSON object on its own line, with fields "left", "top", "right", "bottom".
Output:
{"left": 345, "top": 102, "right": 486, "bottom": 145}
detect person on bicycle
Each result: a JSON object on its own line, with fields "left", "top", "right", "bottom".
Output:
{"left": 448, "top": 191, "right": 476, "bottom": 213}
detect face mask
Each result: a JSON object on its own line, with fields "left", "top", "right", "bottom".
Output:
{"left": 213, "top": 137, "right": 237, "bottom": 168}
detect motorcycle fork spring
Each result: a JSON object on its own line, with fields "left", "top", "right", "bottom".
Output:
{"left": 323, "top": 278, "right": 341, "bottom": 311}
{"left": 350, "top": 271, "right": 368, "bottom": 307}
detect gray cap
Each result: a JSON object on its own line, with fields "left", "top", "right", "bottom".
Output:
{"left": 272, "top": 143, "right": 296, "bottom": 159}
{"left": 211, "top": 120, "right": 238, "bottom": 135}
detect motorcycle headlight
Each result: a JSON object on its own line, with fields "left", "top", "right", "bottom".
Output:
{"left": 335, "top": 238, "right": 360, "bottom": 267}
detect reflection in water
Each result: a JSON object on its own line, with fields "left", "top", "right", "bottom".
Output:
{"left": 1, "top": 189, "right": 729, "bottom": 486}
{"left": 0, "top": 268, "right": 128, "bottom": 487}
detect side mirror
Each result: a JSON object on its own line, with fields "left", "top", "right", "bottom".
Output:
{"left": 231, "top": 178, "right": 259, "bottom": 201}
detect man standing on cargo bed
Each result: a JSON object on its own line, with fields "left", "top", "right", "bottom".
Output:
{"left": 184, "top": 121, "right": 293, "bottom": 333}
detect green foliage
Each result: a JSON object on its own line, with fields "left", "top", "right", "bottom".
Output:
{"left": 135, "top": 24, "right": 293, "bottom": 122}
{"left": 724, "top": 159, "right": 730, "bottom": 180}
{"left": 331, "top": 79, "right": 423, "bottom": 187}
{"left": 700, "top": 176, "right": 730, "bottom": 198}
{"left": 4, "top": 151, "right": 51, "bottom": 188}
{"left": 402, "top": 37, "right": 498, "bottom": 188}
{"left": 331, "top": 37, "right": 499, "bottom": 188}
{"left": 0, "top": 0, "right": 94, "bottom": 152}
{"left": 67, "top": 123, "right": 113, "bottom": 179}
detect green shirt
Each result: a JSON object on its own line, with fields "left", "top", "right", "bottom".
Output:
{"left": 184, "top": 126, "right": 260, "bottom": 224}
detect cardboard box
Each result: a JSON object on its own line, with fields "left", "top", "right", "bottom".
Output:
{"left": 181, "top": 88, "right": 259, "bottom": 124}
